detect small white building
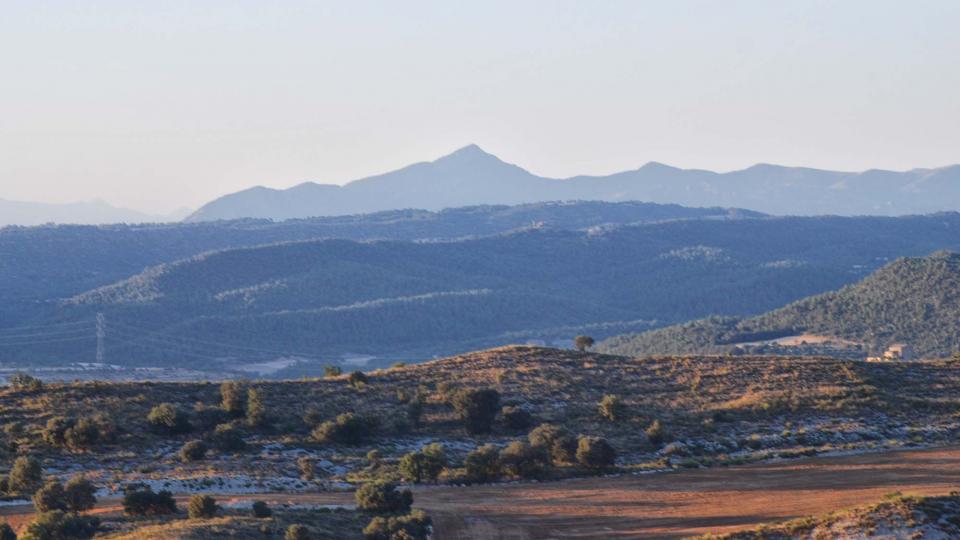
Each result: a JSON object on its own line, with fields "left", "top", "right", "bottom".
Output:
{"left": 867, "top": 343, "right": 916, "bottom": 362}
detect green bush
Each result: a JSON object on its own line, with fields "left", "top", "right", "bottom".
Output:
{"left": 251, "top": 500, "right": 272, "bottom": 518}
{"left": 9, "top": 373, "right": 42, "bottom": 391}
{"left": 32, "top": 480, "right": 67, "bottom": 513}
{"left": 311, "top": 412, "right": 373, "bottom": 445}
{"left": 64, "top": 476, "right": 97, "bottom": 512}
{"left": 64, "top": 418, "right": 101, "bottom": 450}
{"left": 363, "top": 510, "right": 432, "bottom": 540}
{"left": 245, "top": 388, "right": 268, "bottom": 428}
{"left": 348, "top": 371, "right": 369, "bottom": 389}
{"left": 406, "top": 399, "right": 424, "bottom": 428}
{"left": 41, "top": 417, "right": 72, "bottom": 447}
{"left": 598, "top": 394, "right": 625, "bottom": 422}
{"left": 355, "top": 481, "right": 413, "bottom": 513}
{"left": 8, "top": 456, "right": 43, "bottom": 496}
{"left": 302, "top": 408, "right": 324, "bottom": 427}
{"left": 576, "top": 436, "right": 616, "bottom": 469}
{"left": 574, "top": 335, "right": 595, "bottom": 351}
{"left": 221, "top": 381, "right": 246, "bottom": 417}
{"left": 646, "top": 419, "right": 666, "bottom": 445}
{"left": 297, "top": 456, "right": 316, "bottom": 481}
{"left": 180, "top": 440, "right": 208, "bottom": 462}
{"left": 464, "top": 444, "right": 502, "bottom": 483}
{"left": 20, "top": 510, "right": 99, "bottom": 540}
{"left": 451, "top": 388, "right": 500, "bottom": 434}
{"left": 0, "top": 522, "right": 14, "bottom": 540}
{"left": 211, "top": 424, "right": 246, "bottom": 452}
{"left": 147, "top": 403, "right": 191, "bottom": 434}
{"left": 501, "top": 406, "right": 535, "bottom": 431}
{"left": 323, "top": 365, "right": 342, "bottom": 377}
{"left": 398, "top": 443, "right": 446, "bottom": 483}
{"left": 527, "top": 424, "right": 577, "bottom": 464}
{"left": 499, "top": 441, "right": 548, "bottom": 479}
{"left": 285, "top": 524, "right": 310, "bottom": 540}
{"left": 187, "top": 494, "right": 218, "bottom": 519}
{"left": 122, "top": 487, "right": 177, "bottom": 516}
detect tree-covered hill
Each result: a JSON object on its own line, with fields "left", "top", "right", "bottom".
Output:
{"left": 599, "top": 251, "right": 960, "bottom": 358}
{"left": 9, "top": 214, "right": 960, "bottom": 368}
{"left": 0, "top": 200, "right": 752, "bottom": 319}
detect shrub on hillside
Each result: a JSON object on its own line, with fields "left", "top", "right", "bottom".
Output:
{"left": 297, "top": 456, "right": 316, "bottom": 481}
{"left": 63, "top": 476, "right": 97, "bottom": 512}
{"left": 32, "top": 480, "right": 67, "bottom": 512}
{"left": 42, "top": 417, "right": 73, "bottom": 447}
{"left": 406, "top": 399, "right": 424, "bottom": 428}
{"left": 348, "top": 371, "right": 368, "bottom": 389}
{"left": 501, "top": 406, "right": 535, "bottom": 431}
{"left": 245, "top": 387, "right": 268, "bottom": 428}
{"left": 451, "top": 388, "right": 500, "bottom": 434}
{"left": 574, "top": 335, "right": 595, "bottom": 351}
{"left": 8, "top": 456, "right": 43, "bottom": 495}
{"left": 180, "top": 440, "right": 207, "bottom": 462}
{"left": 187, "top": 494, "right": 218, "bottom": 519}
{"left": 398, "top": 443, "right": 446, "bottom": 483}
{"left": 464, "top": 444, "right": 502, "bottom": 483}
{"left": 0, "top": 523, "right": 13, "bottom": 540}
{"left": 285, "top": 524, "right": 310, "bottom": 540}
{"left": 123, "top": 487, "right": 177, "bottom": 516}
{"left": 20, "top": 510, "right": 99, "bottom": 540}
{"left": 211, "top": 423, "right": 246, "bottom": 452}
{"left": 355, "top": 481, "right": 413, "bottom": 513}
{"left": 598, "top": 394, "right": 625, "bottom": 422}
{"left": 251, "top": 500, "right": 272, "bottom": 518}
{"left": 576, "top": 436, "right": 616, "bottom": 469}
{"left": 147, "top": 403, "right": 191, "bottom": 434}
{"left": 64, "top": 417, "right": 102, "bottom": 450}
{"left": 646, "top": 419, "right": 666, "bottom": 445}
{"left": 192, "top": 404, "right": 228, "bottom": 431}
{"left": 363, "top": 510, "right": 432, "bottom": 540}
{"left": 311, "top": 412, "right": 373, "bottom": 445}
{"left": 220, "top": 381, "right": 245, "bottom": 417}
{"left": 527, "top": 424, "right": 577, "bottom": 464}
{"left": 9, "top": 373, "right": 42, "bottom": 391}
{"left": 324, "top": 365, "right": 342, "bottom": 377}
{"left": 499, "top": 441, "right": 548, "bottom": 479}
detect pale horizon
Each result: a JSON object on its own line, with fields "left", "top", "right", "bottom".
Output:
{"left": 3, "top": 0, "right": 959, "bottom": 214}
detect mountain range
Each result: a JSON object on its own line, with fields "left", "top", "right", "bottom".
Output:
{"left": 598, "top": 251, "right": 960, "bottom": 358}
{"left": 0, "top": 198, "right": 190, "bottom": 227}
{"left": 9, "top": 211, "right": 960, "bottom": 370}
{"left": 186, "top": 145, "right": 960, "bottom": 221}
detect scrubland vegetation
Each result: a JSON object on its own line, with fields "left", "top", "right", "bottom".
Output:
{"left": 1, "top": 345, "right": 960, "bottom": 537}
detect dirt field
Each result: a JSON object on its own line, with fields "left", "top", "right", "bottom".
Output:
{"left": 6, "top": 445, "right": 960, "bottom": 539}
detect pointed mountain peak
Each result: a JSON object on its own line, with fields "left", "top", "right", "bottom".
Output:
{"left": 436, "top": 144, "right": 502, "bottom": 163}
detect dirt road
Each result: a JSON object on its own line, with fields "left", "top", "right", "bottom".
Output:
{"left": 6, "top": 445, "right": 960, "bottom": 539}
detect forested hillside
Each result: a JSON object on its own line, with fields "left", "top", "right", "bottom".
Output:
{"left": 0, "top": 200, "right": 747, "bottom": 323}
{"left": 8, "top": 214, "right": 960, "bottom": 369}
{"left": 600, "top": 251, "right": 960, "bottom": 358}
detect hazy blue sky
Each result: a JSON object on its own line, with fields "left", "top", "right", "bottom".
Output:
{"left": 2, "top": 1, "right": 958, "bottom": 213}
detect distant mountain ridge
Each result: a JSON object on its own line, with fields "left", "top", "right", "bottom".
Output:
{"left": 0, "top": 198, "right": 189, "bottom": 226}
{"left": 598, "top": 251, "right": 960, "bottom": 358}
{"left": 186, "top": 145, "right": 960, "bottom": 221}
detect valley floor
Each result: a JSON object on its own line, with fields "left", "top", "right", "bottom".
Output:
{"left": 5, "top": 444, "right": 960, "bottom": 539}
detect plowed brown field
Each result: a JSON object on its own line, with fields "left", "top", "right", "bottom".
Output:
{"left": 6, "top": 445, "right": 960, "bottom": 539}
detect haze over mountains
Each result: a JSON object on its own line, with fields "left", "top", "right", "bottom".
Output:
{"left": 187, "top": 145, "right": 960, "bottom": 221}
{"left": 0, "top": 198, "right": 190, "bottom": 227}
